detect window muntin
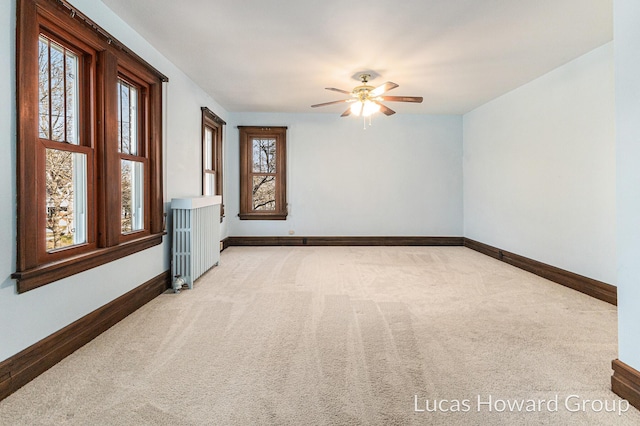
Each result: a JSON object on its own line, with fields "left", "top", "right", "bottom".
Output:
{"left": 238, "top": 126, "right": 287, "bottom": 220}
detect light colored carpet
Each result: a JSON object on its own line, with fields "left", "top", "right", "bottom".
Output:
{"left": 1, "top": 246, "right": 638, "bottom": 425}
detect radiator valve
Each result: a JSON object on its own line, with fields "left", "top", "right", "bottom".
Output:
{"left": 173, "top": 275, "right": 186, "bottom": 293}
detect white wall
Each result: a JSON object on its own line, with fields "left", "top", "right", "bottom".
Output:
{"left": 615, "top": 0, "right": 640, "bottom": 371}
{"left": 0, "top": 0, "right": 227, "bottom": 362}
{"left": 1, "top": 0, "right": 623, "bottom": 370}
{"left": 463, "top": 42, "right": 616, "bottom": 285}
{"left": 163, "top": 69, "right": 231, "bottom": 240}
{"left": 226, "top": 113, "right": 463, "bottom": 237}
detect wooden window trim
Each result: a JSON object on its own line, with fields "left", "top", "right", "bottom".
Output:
{"left": 238, "top": 126, "right": 288, "bottom": 220}
{"left": 14, "top": 0, "right": 167, "bottom": 293}
{"left": 201, "top": 107, "right": 225, "bottom": 218}
{"left": 12, "top": 234, "right": 164, "bottom": 293}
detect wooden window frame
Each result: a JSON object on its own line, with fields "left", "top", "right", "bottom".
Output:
{"left": 36, "top": 28, "right": 97, "bottom": 263}
{"left": 117, "top": 71, "right": 151, "bottom": 241}
{"left": 201, "top": 107, "right": 225, "bottom": 218}
{"left": 14, "top": 0, "right": 168, "bottom": 293}
{"left": 238, "top": 126, "right": 288, "bottom": 220}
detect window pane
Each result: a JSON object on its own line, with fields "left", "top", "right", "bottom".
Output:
{"left": 38, "top": 35, "right": 79, "bottom": 144}
{"left": 118, "top": 79, "right": 138, "bottom": 155}
{"left": 252, "top": 138, "right": 276, "bottom": 173}
{"left": 50, "top": 42, "right": 65, "bottom": 141}
{"left": 46, "top": 149, "right": 87, "bottom": 251}
{"left": 121, "top": 160, "right": 144, "bottom": 233}
{"left": 204, "top": 172, "right": 215, "bottom": 196}
{"left": 130, "top": 86, "right": 138, "bottom": 154}
{"left": 252, "top": 175, "right": 276, "bottom": 210}
{"left": 118, "top": 81, "right": 129, "bottom": 153}
{"left": 205, "top": 127, "right": 213, "bottom": 170}
{"left": 65, "top": 51, "right": 79, "bottom": 144}
{"left": 118, "top": 82, "right": 123, "bottom": 150}
{"left": 38, "top": 37, "right": 50, "bottom": 139}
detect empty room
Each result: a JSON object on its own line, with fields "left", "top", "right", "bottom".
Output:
{"left": 1, "top": 0, "right": 640, "bottom": 424}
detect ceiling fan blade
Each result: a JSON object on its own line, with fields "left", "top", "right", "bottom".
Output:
{"left": 340, "top": 106, "right": 352, "bottom": 117}
{"left": 311, "top": 99, "right": 351, "bottom": 108}
{"left": 325, "top": 87, "right": 352, "bottom": 95}
{"left": 379, "top": 95, "right": 423, "bottom": 103}
{"left": 370, "top": 81, "right": 399, "bottom": 97}
{"left": 375, "top": 102, "right": 396, "bottom": 116}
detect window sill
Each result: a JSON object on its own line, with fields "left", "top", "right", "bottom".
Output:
{"left": 12, "top": 233, "right": 164, "bottom": 293}
{"left": 238, "top": 212, "right": 288, "bottom": 221}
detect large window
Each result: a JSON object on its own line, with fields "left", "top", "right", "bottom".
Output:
{"left": 14, "top": 0, "right": 167, "bottom": 292}
{"left": 202, "top": 107, "right": 225, "bottom": 217}
{"left": 238, "top": 126, "right": 287, "bottom": 220}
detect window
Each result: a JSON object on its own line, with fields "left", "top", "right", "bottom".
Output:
{"left": 38, "top": 34, "right": 91, "bottom": 253}
{"left": 238, "top": 126, "right": 287, "bottom": 220}
{"left": 14, "top": 0, "right": 167, "bottom": 293}
{"left": 202, "top": 107, "right": 225, "bottom": 217}
{"left": 118, "top": 77, "right": 146, "bottom": 235}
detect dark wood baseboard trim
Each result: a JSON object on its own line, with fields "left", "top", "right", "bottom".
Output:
{"left": 221, "top": 237, "right": 231, "bottom": 251}
{"left": 0, "top": 270, "right": 170, "bottom": 402}
{"left": 464, "top": 238, "right": 617, "bottom": 305}
{"left": 463, "top": 238, "right": 502, "bottom": 259}
{"left": 612, "top": 359, "right": 640, "bottom": 411}
{"left": 226, "top": 236, "right": 464, "bottom": 247}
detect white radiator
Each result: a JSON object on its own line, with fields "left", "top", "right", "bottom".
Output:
{"left": 171, "top": 196, "right": 222, "bottom": 289}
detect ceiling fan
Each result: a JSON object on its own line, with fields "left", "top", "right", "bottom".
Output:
{"left": 310, "top": 73, "right": 423, "bottom": 118}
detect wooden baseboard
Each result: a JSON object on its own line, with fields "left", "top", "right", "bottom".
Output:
{"left": 612, "top": 359, "right": 640, "bottom": 410}
{"left": 464, "top": 238, "right": 617, "bottom": 305}
{"left": 0, "top": 270, "right": 170, "bottom": 402}
{"left": 226, "top": 236, "right": 464, "bottom": 247}
{"left": 463, "top": 238, "right": 502, "bottom": 259}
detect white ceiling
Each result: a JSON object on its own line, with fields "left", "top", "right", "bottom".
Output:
{"left": 101, "top": 0, "right": 612, "bottom": 115}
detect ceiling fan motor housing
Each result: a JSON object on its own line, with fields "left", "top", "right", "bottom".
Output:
{"left": 353, "top": 74, "right": 375, "bottom": 100}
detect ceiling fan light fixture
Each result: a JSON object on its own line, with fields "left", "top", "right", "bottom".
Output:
{"left": 364, "top": 100, "right": 380, "bottom": 117}
{"left": 350, "top": 99, "right": 380, "bottom": 117}
{"left": 311, "top": 73, "right": 423, "bottom": 122}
